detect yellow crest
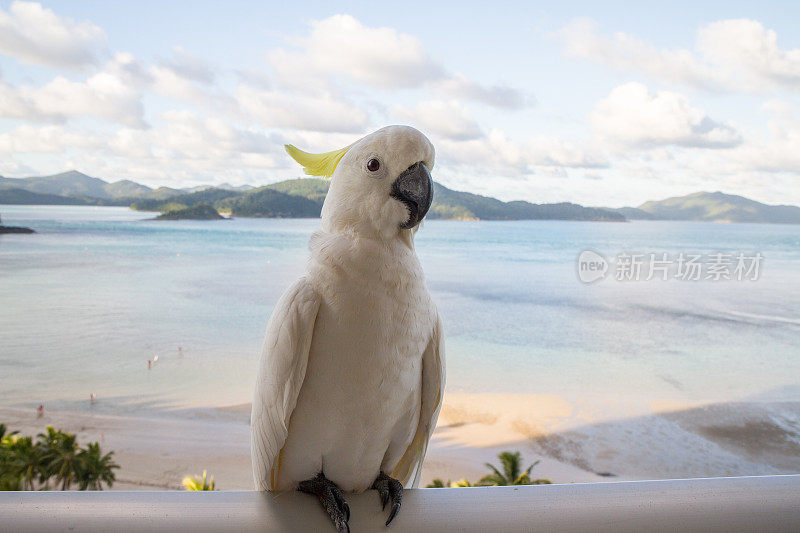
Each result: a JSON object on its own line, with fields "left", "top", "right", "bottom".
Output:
{"left": 284, "top": 144, "right": 350, "bottom": 178}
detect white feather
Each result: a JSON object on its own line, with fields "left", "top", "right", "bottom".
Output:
{"left": 250, "top": 278, "right": 320, "bottom": 491}
{"left": 392, "top": 313, "right": 445, "bottom": 487}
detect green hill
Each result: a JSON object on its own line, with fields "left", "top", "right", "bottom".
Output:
{"left": 14, "top": 170, "right": 799, "bottom": 223}
{"left": 430, "top": 182, "right": 624, "bottom": 221}
{"left": 0, "top": 171, "right": 112, "bottom": 198}
{"left": 0, "top": 188, "right": 96, "bottom": 205}
{"left": 632, "top": 191, "right": 800, "bottom": 223}
{"left": 0, "top": 173, "right": 628, "bottom": 221}
{"left": 131, "top": 188, "right": 240, "bottom": 211}
{"left": 103, "top": 179, "right": 153, "bottom": 198}
{"left": 144, "top": 186, "right": 183, "bottom": 200}
{"left": 155, "top": 204, "right": 224, "bottom": 220}
{"left": 0, "top": 171, "right": 185, "bottom": 201}
{"left": 608, "top": 206, "right": 657, "bottom": 220}
{"left": 264, "top": 178, "right": 330, "bottom": 203}
{"left": 131, "top": 180, "right": 326, "bottom": 218}
{"left": 216, "top": 188, "right": 322, "bottom": 217}
{"left": 216, "top": 178, "right": 622, "bottom": 221}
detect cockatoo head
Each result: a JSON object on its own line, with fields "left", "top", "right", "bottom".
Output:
{"left": 285, "top": 125, "right": 435, "bottom": 242}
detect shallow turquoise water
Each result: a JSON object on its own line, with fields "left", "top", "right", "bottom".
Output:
{"left": 1, "top": 205, "right": 799, "bottom": 415}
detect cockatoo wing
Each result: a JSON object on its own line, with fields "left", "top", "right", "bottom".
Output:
{"left": 391, "top": 312, "right": 445, "bottom": 488}
{"left": 251, "top": 278, "right": 320, "bottom": 491}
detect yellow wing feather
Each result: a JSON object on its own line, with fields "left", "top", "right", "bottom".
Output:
{"left": 284, "top": 144, "right": 350, "bottom": 178}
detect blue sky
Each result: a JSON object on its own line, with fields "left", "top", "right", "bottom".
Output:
{"left": 1, "top": 1, "right": 799, "bottom": 206}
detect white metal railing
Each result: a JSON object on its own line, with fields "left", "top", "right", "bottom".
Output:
{"left": 2, "top": 475, "right": 799, "bottom": 532}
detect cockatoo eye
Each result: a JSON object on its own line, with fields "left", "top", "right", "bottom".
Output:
{"left": 366, "top": 158, "right": 381, "bottom": 172}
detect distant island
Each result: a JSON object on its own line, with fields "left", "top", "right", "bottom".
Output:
{"left": 0, "top": 225, "right": 35, "bottom": 234}
{"left": 0, "top": 170, "right": 623, "bottom": 222}
{"left": 1, "top": 170, "right": 799, "bottom": 224}
{"left": 605, "top": 191, "right": 800, "bottom": 224}
{"left": 0, "top": 213, "right": 35, "bottom": 234}
{"left": 154, "top": 204, "right": 225, "bottom": 220}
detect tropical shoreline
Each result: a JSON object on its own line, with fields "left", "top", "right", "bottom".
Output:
{"left": 2, "top": 393, "right": 796, "bottom": 491}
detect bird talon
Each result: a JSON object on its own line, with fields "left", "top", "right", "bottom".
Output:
{"left": 298, "top": 472, "right": 350, "bottom": 532}
{"left": 386, "top": 502, "right": 401, "bottom": 526}
{"left": 373, "top": 471, "right": 403, "bottom": 526}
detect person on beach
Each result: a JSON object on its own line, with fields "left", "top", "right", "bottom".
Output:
{"left": 147, "top": 360, "right": 151, "bottom": 369}
{"left": 178, "top": 346, "right": 183, "bottom": 357}
{"left": 37, "top": 404, "right": 44, "bottom": 418}
{"left": 90, "top": 393, "right": 96, "bottom": 404}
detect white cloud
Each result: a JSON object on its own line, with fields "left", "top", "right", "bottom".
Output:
{"left": 0, "top": 53, "right": 145, "bottom": 126}
{"left": 6, "top": 9, "right": 798, "bottom": 206}
{"left": 560, "top": 18, "right": 800, "bottom": 93}
{"left": 63, "top": 111, "right": 287, "bottom": 186}
{"left": 0, "top": 112, "right": 277, "bottom": 167}
{"left": 149, "top": 65, "right": 213, "bottom": 105}
{"left": 570, "top": 97, "right": 800, "bottom": 206}
{"left": 437, "top": 128, "right": 608, "bottom": 176}
{"left": 591, "top": 82, "right": 741, "bottom": 148}
{"left": 696, "top": 19, "right": 800, "bottom": 90}
{"left": 110, "top": 110, "right": 277, "bottom": 162}
{"left": 0, "top": 159, "right": 35, "bottom": 176}
{"left": 0, "top": 1, "right": 106, "bottom": 69}
{"left": 0, "top": 124, "right": 100, "bottom": 154}
{"left": 727, "top": 101, "right": 800, "bottom": 173}
{"left": 269, "top": 14, "right": 527, "bottom": 109}
{"left": 235, "top": 84, "right": 369, "bottom": 133}
{"left": 0, "top": 110, "right": 286, "bottom": 184}
{"left": 147, "top": 47, "right": 226, "bottom": 106}
{"left": 525, "top": 136, "right": 609, "bottom": 168}
{"left": 293, "top": 14, "right": 444, "bottom": 90}
{"left": 433, "top": 73, "right": 529, "bottom": 109}
{"left": 392, "top": 100, "right": 482, "bottom": 140}
{"left": 560, "top": 18, "right": 719, "bottom": 90}
{"left": 158, "top": 46, "right": 216, "bottom": 84}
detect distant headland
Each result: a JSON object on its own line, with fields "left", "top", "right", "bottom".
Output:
{"left": 2, "top": 170, "right": 800, "bottom": 224}
{"left": 0, "top": 170, "right": 623, "bottom": 222}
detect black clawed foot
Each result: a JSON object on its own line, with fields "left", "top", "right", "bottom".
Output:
{"left": 299, "top": 473, "right": 350, "bottom": 533}
{"left": 372, "top": 471, "right": 403, "bottom": 526}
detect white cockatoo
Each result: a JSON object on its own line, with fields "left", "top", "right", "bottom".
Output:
{"left": 251, "top": 125, "right": 445, "bottom": 531}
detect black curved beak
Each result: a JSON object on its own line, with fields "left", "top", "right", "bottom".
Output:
{"left": 390, "top": 161, "right": 433, "bottom": 229}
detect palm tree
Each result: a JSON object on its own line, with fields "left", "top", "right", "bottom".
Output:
{"left": 182, "top": 470, "right": 216, "bottom": 491}
{"left": 75, "top": 442, "right": 119, "bottom": 490}
{"left": 36, "top": 426, "right": 62, "bottom": 448}
{"left": 38, "top": 427, "right": 79, "bottom": 490}
{"left": 479, "top": 451, "right": 551, "bottom": 486}
{"left": 427, "top": 478, "right": 475, "bottom": 488}
{"left": 1, "top": 425, "right": 26, "bottom": 490}
{"left": 0, "top": 424, "right": 18, "bottom": 440}
{"left": 0, "top": 446, "right": 23, "bottom": 491}
{"left": 6, "top": 436, "right": 41, "bottom": 490}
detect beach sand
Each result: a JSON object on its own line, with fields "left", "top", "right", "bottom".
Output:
{"left": 1, "top": 393, "right": 797, "bottom": 490}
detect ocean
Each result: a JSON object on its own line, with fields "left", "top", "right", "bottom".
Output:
{"left": 1, "top": 205, "right": 799, "bottom": 417}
